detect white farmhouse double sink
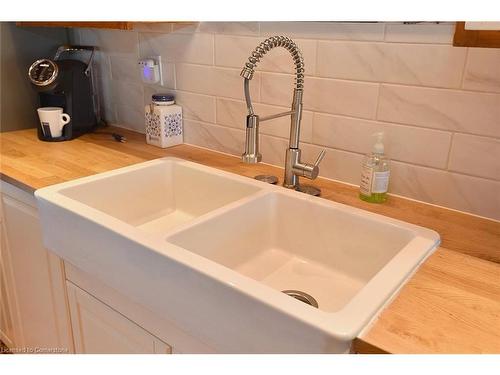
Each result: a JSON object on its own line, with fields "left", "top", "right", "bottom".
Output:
{"left": 35, "top": 157, "right": 440, "bottom": 353}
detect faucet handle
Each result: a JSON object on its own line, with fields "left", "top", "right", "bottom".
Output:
{"left": 314, "top": 149, "right": 327, "bottom": 167}
{"left": 295, "top": 149, "right": 327, "bottom": 180}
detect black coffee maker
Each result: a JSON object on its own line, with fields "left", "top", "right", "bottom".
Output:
{"left": 28, "top": 45, "right": 100, "bottom": 141}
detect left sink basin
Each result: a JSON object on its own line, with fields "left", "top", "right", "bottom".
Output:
{"left": 49, "top": 157, "right": 262, "bottom": 234}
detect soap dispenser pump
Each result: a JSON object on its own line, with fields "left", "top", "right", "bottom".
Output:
{"left": 359, "top": 132, "right": 390, "bottom": 203}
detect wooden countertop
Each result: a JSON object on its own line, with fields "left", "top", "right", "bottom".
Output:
{"left": 1, "top": 127, "right": 499, "bottom": 354}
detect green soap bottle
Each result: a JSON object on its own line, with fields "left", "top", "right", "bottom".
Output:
{"left": 359, "top": 132, "right": 390, "bottom": 203}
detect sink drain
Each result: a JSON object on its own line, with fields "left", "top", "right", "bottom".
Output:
{"left": 282, "top": 290, "right": 318, "bottom": 308}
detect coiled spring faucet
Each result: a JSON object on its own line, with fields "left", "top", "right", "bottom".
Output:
{"left": 240, "top": 36, "right": 326, "bottom": 195}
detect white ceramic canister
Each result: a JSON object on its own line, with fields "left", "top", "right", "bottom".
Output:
{"left": 145, "top": 93, "right": 183, "bottom": 148}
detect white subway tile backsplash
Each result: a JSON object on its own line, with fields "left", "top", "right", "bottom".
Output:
{"left": 215, "top": 35, "right": 317, "bottom": 74}
{"left": 114, "top": 102, "right": 145, "bottom": 134}
{"left": 463, "top": 48, "right": 500, "bottom": 93}
{"left": 260, "top": 135, "right": 288, "bottom": 166}
{"left": 384, "top": 23, "right": 455, "bottom": 44}
{"left": 301, "top": 143, "right": 365, "bottom": 185}
{"left": 390, "top": 162, "right": 500, "bottom": 221}
{"left": 109, "top": 55, "right": 141, "bottom": 83}
{"left": 173, "top": 22, "right": 260, "bottom": 36}
{"left": 175, "top": 91, "right": 216, "bottom": 124}
{"left": 171, "top": 22, "right": 199, "bottom": 33}
{"left": 111, "top": 80, "right": 144, "bottom": 108}
{"left": 214, "top": 98, "right": 246, "bottom": 130}
{"left": 449, "top": 134, "right": 500, "bottom": 181}
{"left": 216, "top": 98, "right": 313, "bottom": 142}
{"left": 184, "top": 120, "right": 245, "bottom": 156}
{"left": 78, "top": 28, "right": 138, "bottom": 56}
{"left": 317, "top": 41, "right": 467, "bottom": 88}
{"left": 312, "top": 113, "right": 452, "bottom": 168}
{"left": 101, "top": 104, "right": 116, "bottom": 125}
{"left": 176, "top": 64, "right": 261, "bottom": 101}
{"left": 216, "top": 98, "right": 246, "bottom": 130}
{"left": 132, "top": 23, "right": 174, "bottom": 33}
{"left": 306, "top": 77, "right": 379, "bottom": 119}
{"left": 260, "top": 22, "right": 385, "bottom": 41}
{"left": 70, "top": 22, "right": 500, "bottom": 220}
{"left": 143, "top": 86, "right": 216, "bottom": 124}
{"left": 200, "top": 22, "right": 260, "bottom": 36}
{"left": 261, "top": 73, "right": 379, "bottom": 119}
{"left": 138, "top": 32, "right": 214, "bottom": 65}
{"left": 111, "top": 79, "right": 145, "bottom": 131}
{"left": 94, "top": 54, "right": 115, "bottom": 124}
{"left": 161, "top": 63, "right": 176, "bottom": 89}
{"left": 378, "top": 84, "right": 500, "bottom": 138}
{"left": 259, "top": 72, "right": 296, "bottom": 107}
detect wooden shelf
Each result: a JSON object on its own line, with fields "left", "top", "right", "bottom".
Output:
{"left": 453, "top": 21, "right": 500, "bottom": 48}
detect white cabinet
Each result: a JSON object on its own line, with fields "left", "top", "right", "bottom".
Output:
{"left": 0, "top": 207, "right": 18, "bottom": 349}
{"left": 0, "top": 182, "right": 73, "bottom": 353}
{"left": 0, "top": 262, "right": 15, "bottom": 348}
{"left": 66, "top": 282, "right": 171, "bottom": 354}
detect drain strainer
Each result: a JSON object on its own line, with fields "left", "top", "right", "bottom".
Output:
{"left": 282, "top": 290, "right": 318, "bottom": 308}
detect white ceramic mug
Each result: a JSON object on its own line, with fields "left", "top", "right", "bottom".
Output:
{"left": 37, "top": 107, "right": 70, "bottom": 138}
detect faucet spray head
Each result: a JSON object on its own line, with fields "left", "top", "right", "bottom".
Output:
{"left": 241, "top": 114, "right": 261, "bottom": 164}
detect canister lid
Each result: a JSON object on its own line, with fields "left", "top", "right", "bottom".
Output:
{"left": 152, "top": 93, "right": 175, "bottom": 104}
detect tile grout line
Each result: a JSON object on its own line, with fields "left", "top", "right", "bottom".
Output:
{"left": 213, "top": 95, "right": 218, "bottom": 124}
{"left": 312, "top": 38, "right": 319, "bottom": 77}
{"left": 212, "top": 32, "right": 216, "bottom": 67}
{"left": 374, "top": 83, "right": 382, "bottom": 120}
{"left": 460, "top": 47, "right": 470, "bottom": 89}
{"left": 445, "top": 133, "right": 455, "bottom": 171}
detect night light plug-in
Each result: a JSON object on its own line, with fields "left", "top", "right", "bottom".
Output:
{"left": 138, "top": 57, "right": 162, "bottom": 84}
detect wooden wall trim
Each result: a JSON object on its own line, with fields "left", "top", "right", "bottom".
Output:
{"left": 453, "top": 21, "right": 500, "bottom": 48}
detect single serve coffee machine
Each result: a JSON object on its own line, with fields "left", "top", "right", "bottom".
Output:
{"left": 28, "top": 45, "right": 100, "bottom": 141}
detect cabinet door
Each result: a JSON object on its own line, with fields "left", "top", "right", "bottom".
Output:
{"left": 1, "top": 184, "right": 73, "bottom": 353}
{"left": 0, "top": 213, "right": 17, "bottom": 349}
{"left": 67, "top": 282, "right": 171, "bottom": 354}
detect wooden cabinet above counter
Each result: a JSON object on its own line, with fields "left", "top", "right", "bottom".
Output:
{"left": 453, "top": 21, "right": 500, "bottom": 48}
{"left": 16, "top": 22, "right": 195, "bottom": 31}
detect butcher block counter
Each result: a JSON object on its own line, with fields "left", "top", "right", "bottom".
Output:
{"left": 1, "top": 127, "right": 499, "bottom": 354}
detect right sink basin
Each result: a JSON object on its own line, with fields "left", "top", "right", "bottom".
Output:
{"left": 167, "top": 189, "right": 439, "bottom": 327}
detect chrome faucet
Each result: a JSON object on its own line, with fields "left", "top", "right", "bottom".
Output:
{"left": 240, "top": 36, "right": 326, "bottom": 194}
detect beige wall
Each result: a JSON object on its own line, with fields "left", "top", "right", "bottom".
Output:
{"left": 0, "top": 22, "right": 68, "bottom": 132}
{"left": 71, "top": 22, "right": 500, "bottom": 220}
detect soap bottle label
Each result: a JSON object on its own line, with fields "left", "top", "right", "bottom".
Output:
{"left": 371, "top": 171, "right": 390, "bottom": 193}
{"left": 360, "top": 165, "right": 373, "bottom": 196}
